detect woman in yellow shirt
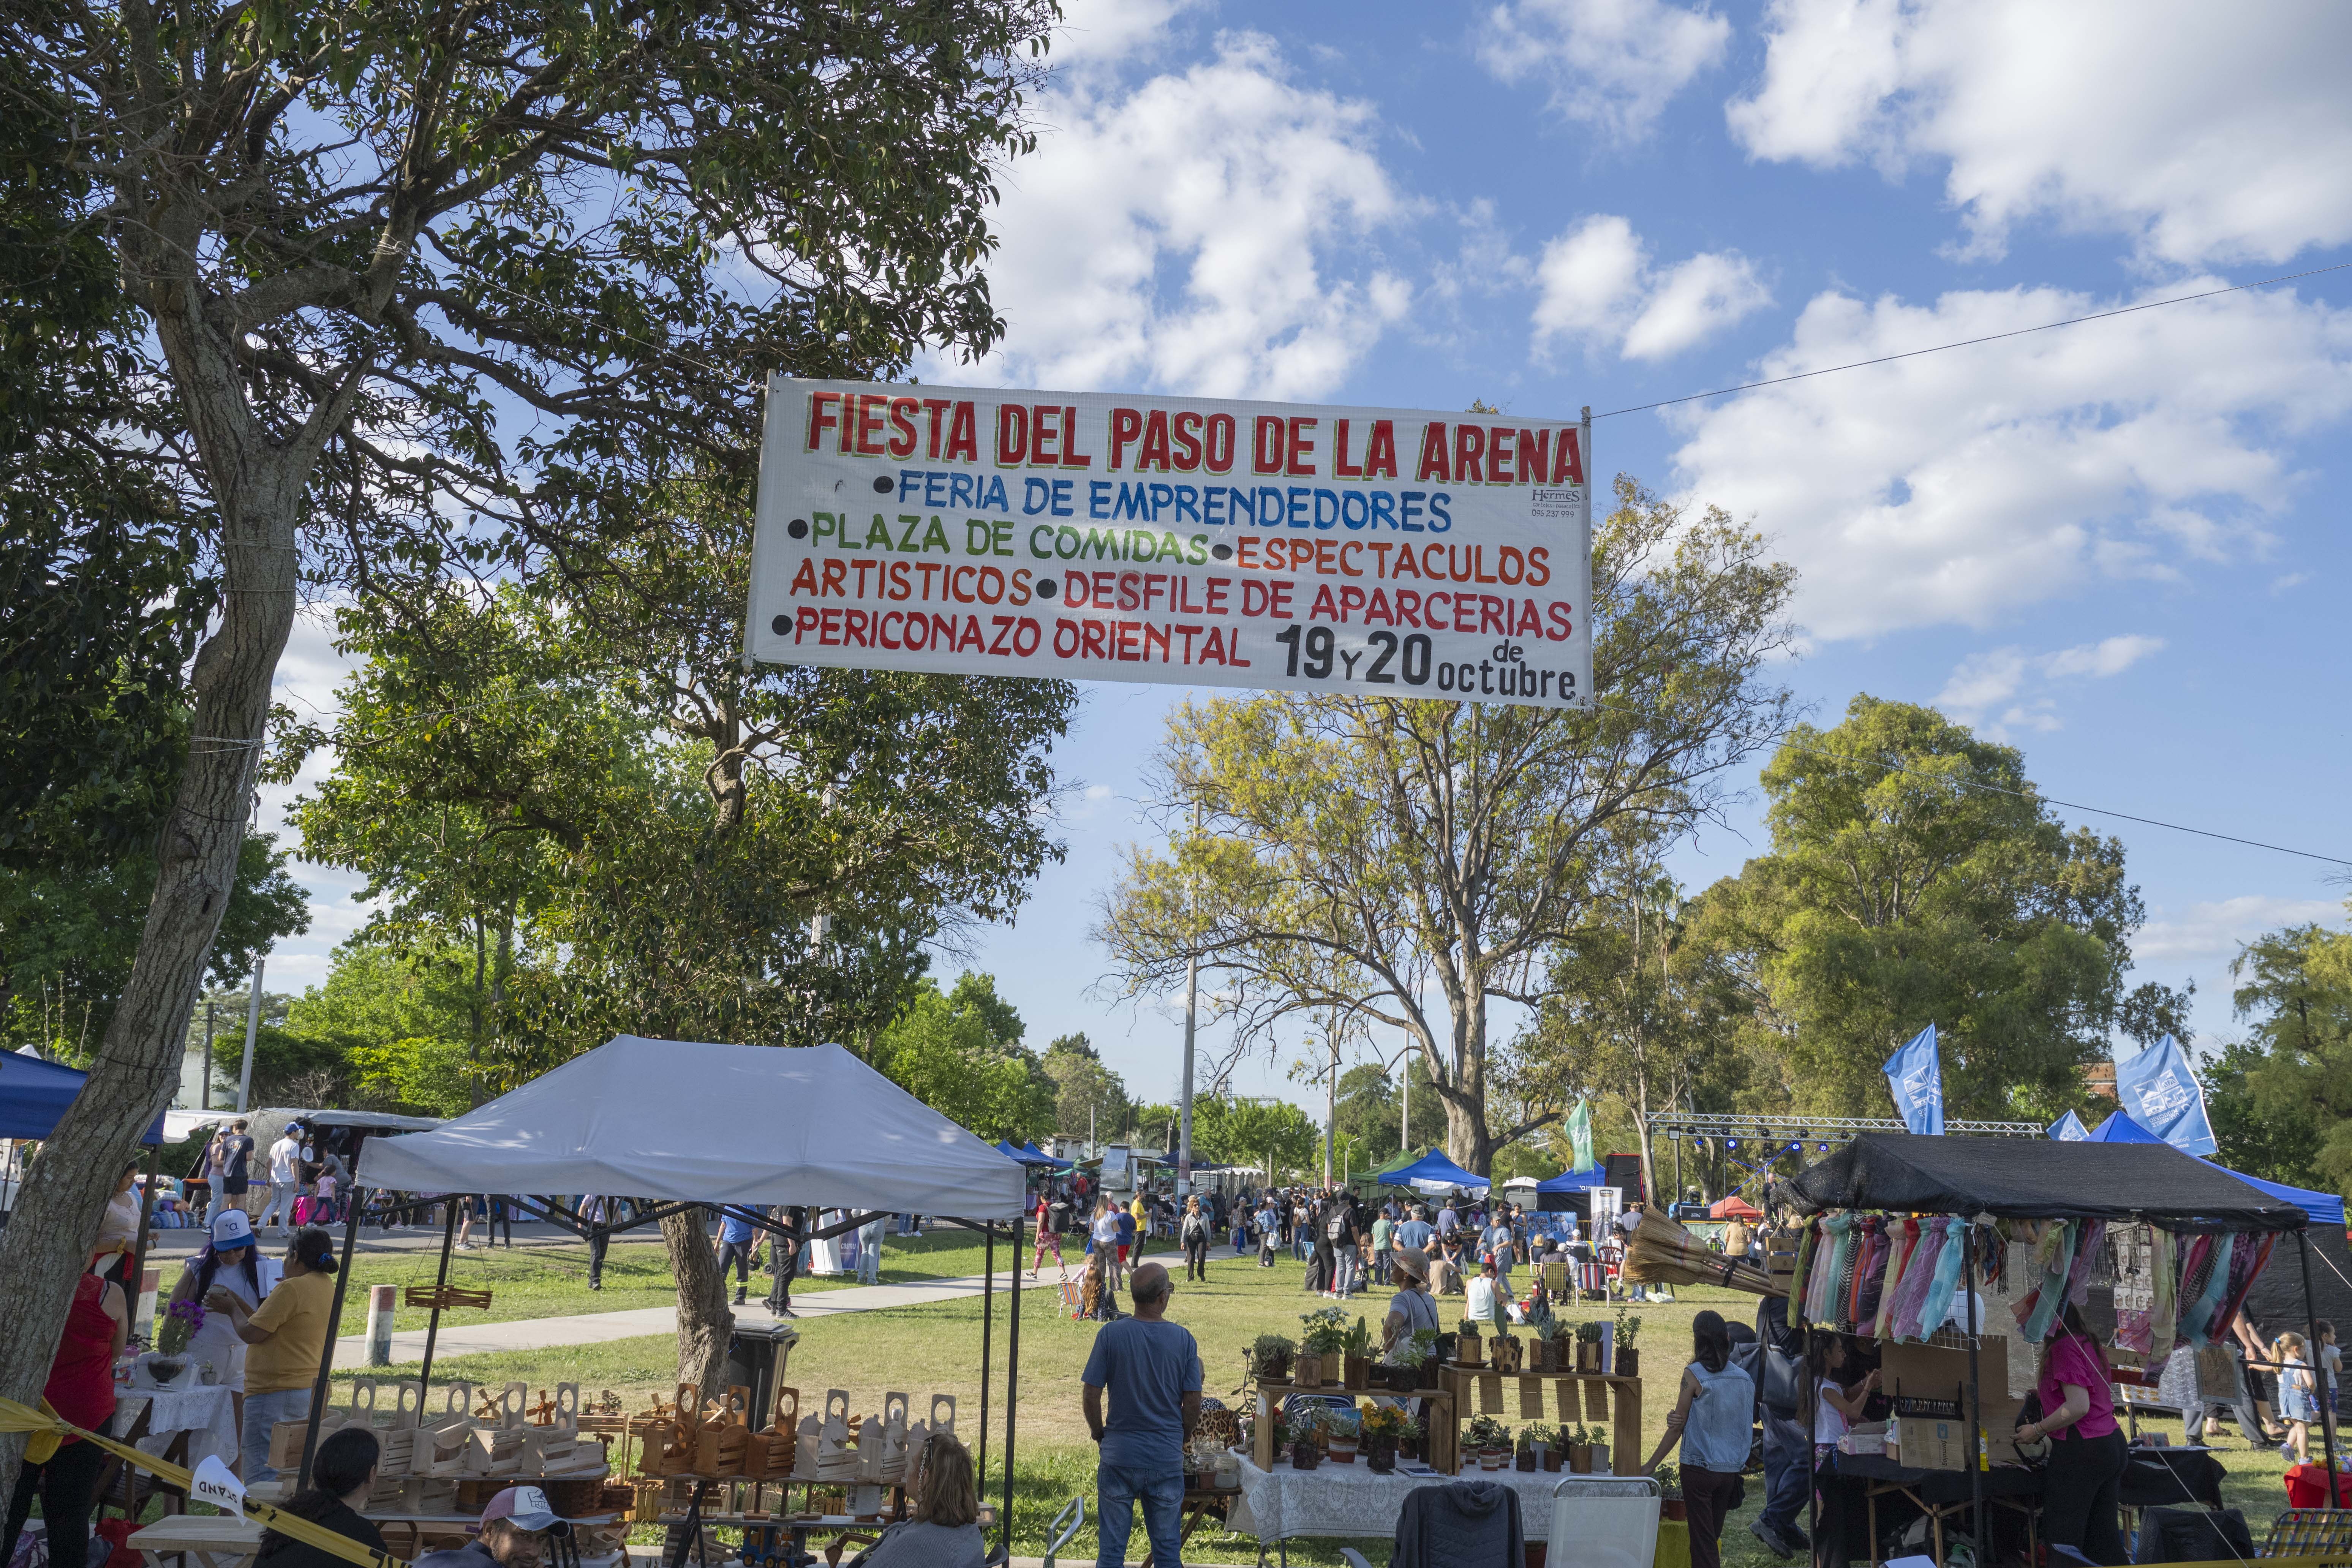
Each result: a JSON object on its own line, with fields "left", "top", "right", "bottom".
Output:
{"left": 208, "top": 1228, "right": 340, "bottom": 1480}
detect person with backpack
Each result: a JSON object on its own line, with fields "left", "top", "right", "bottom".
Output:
{"left": 1748, "top": 1291, "right": 1810, "bottom": 1559}
{"left": 1179, "top": 1195, "right": 1212, "bottom": 1282}
{"left": 1326, "top": 1198, "right": 1359, "bottom": 1298}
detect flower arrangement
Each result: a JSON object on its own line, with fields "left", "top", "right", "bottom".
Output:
{"left": 1359, "top": 1405, "right": 1412, "bottom": 1440}
{"left": 157, "top": 1297, "right": 204, "bottom": 1358}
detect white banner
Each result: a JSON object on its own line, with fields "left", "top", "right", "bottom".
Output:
{"left": 744, "top": 379, "right": 1593, "bottom": 708}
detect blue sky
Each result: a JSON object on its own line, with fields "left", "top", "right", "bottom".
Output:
{"left": 265, "top": 0, "right": 2352, "bottom": 1128}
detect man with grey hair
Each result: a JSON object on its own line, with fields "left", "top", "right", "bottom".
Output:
{"left": 1082, "top": 1261, "right": 1201, "bottom": 1568}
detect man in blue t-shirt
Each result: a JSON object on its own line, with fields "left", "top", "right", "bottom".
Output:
{"left": 716, "top": 1208, "right": 758, "bottom": 1306}
{"left": 1083, "top": 1262, "right": 1201, "bottom": 1568}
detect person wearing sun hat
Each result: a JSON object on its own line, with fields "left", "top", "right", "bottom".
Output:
{"left": 1382, "top": 1246, "right": 1442, "bottom": 1356}
{"left": 414, "top": 1486, "right": 566, "bottom": 1568}
{"left": 166, "top": 1208, "right": 273, "bottom": 1445}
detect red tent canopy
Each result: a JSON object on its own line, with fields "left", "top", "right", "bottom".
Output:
{"left": 1709, "top": 1195, "right": 1764, "bottom": 1220}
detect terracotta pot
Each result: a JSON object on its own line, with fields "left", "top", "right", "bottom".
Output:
{"left": 1293, "top": 1352, "right": 1323, "bottom": 1388}
{"left": 1614, "top": 1348, "right": 1639, "bottom": 1378}
{"left": 1568, "top": 1444, "right": 1593, "bottom": 1473}
{"left": 1290, "top": 1440, "right": 1321, "bottom": 1470}
{"left": 1541, "top": 1448, "right": 1563, "bottom": 1472}
{"left": 1662, "top": 1498, "right": 1688, "bottom": 1522}
{"left": 1328, "top": 1436, "right": 1358, "bottom": 1465}
{"left": 1344, "top": 1354, "right": 1369, "bottom": 1391}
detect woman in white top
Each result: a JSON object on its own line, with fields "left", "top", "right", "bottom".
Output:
{"left": 168, "top": 1209, "right": 277, "bottom": 1439}
{"left": 1810, "top": 1333, "right": 1877, "bottom": 1448}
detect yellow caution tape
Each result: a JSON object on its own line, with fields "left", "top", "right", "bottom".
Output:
{"left": 0, "top": 1396, "right": 410, "bottom": 1568}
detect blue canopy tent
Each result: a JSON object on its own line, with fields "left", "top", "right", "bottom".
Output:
{"left": 0, "top": 1052, "right": 165, "bottom": 1144}
{"left": 1374, "top": 1148, "right": 1489, "bottom": 1194}
{"left": 1020, "top": 1142, "right": 1073, "bottom": 1170}
{"left": 2064, "top": 1109, "right": 2345, "bottom": 1226}
{"left": 995, "top": 1140, "right": 1059, "bottom": 1168}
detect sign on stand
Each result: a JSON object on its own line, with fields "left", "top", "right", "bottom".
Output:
{"left": 744, "top": 379, "right": 1593, "bottom": 708}
{"left": 1590, "top": 1186, "right": 1622, "bottom": 1234}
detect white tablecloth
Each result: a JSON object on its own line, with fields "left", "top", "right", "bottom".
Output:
{"left": 121, "top": 1386, "right": 240, "bottom": 1470}
{"left": 1227, "top": 1454, "right": 1645, "bottom": 1544}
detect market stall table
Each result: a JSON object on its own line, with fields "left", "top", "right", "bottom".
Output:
{"left": 1227, "top": 1453, "right": 1636, "bottom": 1561}
{"left": 125, "top": 1512, "right": 264, "bottom": 1568}
{"left": 121, "top": 1387, "right": 240, "bottom": 1471}
{"left": 1835, "top": 1454, "right": 2042, "bottom": 1568}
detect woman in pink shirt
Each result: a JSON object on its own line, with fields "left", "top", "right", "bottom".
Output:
{"left": 2015, "top": 1302, "right": 2124, "bottom": 1564}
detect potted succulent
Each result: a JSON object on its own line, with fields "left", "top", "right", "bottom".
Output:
{"left": 1613, "top": 1309, "right": 1642, "bottom": 1377}
{"left": 1360, "top": 1404, "right": 1409, "bottom": 1474}
{"left": 1342, "top": 1315, "right": 1375, "bottom": 1391}
{"left": 1287, "top": 1407, "right": 1324, "bottom": 1470}
{"left": 1524, "top": 1302, "right": 1560, "bottom": 1372}
{"left": 1298, "top": 1307, "right": 1349, "bottom": 1387}
{"left": 1385, "top": 1329, "right": 1436, "bottom": 1392}
{"left": 1567, "top": 1423, "right": 1595, "bottom": 1473}
{"left": 1252, "top": 1333, "right": 1296, "bottom": 1382}
{"left": 1515, "top": 1429, "right": 1539, "bottom": 1473}
{"left": 1590, "top": 1432, "right": 1611, "bottom": 1473}
{"left": 1324, "top": 1404, "right": 1362, "bottom": 1465}
{"left": 1575, "top": 1319, "right": 1605, "bottom": 1374}
{"left": 1456, "top": 1316, "right": 1485, "bottom": 1368}
{"left": 1492, "top": 1331, "right": 1522, "bottom": 1374}
{"left": 1465, "top": 1415, "right": 1511, "bottom": 1472}
{"left": 1655, "top": 1462, "right": 1687, "bottom": 1521}
{"left": 1523, "top": 1421, "right": 1559, "bottom": 1472}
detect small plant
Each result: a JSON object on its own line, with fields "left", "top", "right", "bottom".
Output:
{"left": 1252, "top": 1334, "right": 1296, "bottom": 1375}
{"left": 157, "top": 1297, "right": 204, "bottom": 1358}
{"left": 1521, "top": 1421, "right": 1555, "bottom": 1449}
{"left": 1300, "top": 1306, "right": 1350, "bottom": 1355}
{"left": 1359, "top": 1404, "right": 1411, "bottom": 1440}
{"left": 1459, "top": 1317, "right": 1485, "bottom": 1338}
{"left": 1576, "top": 1320, "right": 1604, "bottom": 1345}
{"left": 1323, "top": 1405, "right": 1361, "bottom": 1439}
{"left": 1525, "top": 1299, "right": 1557, "bottom": 1340}
{"left": 1653, "top": 1461, "right": 1682, "bottom": 1499}
{"left": 1389, "top": 1328, "right": 1437, "bottom": 1369}
{"left": 1464, "top": 1415, "right": 1511, "bottom": 1451}
{"left": 1548, "top": 1314, "right": 1577, "bottom": 1342}
{"left": 1285, "top": 1406, "right": 1326, "bottom": 1446}
{"left": 1342, "top": 1315, "right": 1375, "bottom": 1358}
{"left": 1614, "top": 1308, "right": 1643, "bottom": 1348}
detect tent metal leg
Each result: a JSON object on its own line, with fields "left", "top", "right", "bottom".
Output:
{"left": 299, "top": 1189, "right": 368, "bottom": 1487}
{"left": 2299, "top": 1228, "right": 2340, "bottom": 1506}
{"left": 417, "top": 1196, "right": 461, "bottom": 1397}
{"left": 1005, "top": 1212, "right": 1022, "bottom": 1553}
{"left": 1963, "top": 1223, "right": 1985, "bottom": 1568}
{"left": 979, "top": 1220, "right": 995, "bottom": 1486}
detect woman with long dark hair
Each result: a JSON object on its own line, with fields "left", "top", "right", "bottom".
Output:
{"left": 1642, "top": 1310, "right": 1756, "bottom": 1568}
{"left": 2017, "top": 1302, "right": 2126, "bottom": 1563}
{"left": 257, "top": 1427, "right": 387, "bottom": 1568}
{"left": 168, "top": 1209, "right": 269, "bottom": 1446}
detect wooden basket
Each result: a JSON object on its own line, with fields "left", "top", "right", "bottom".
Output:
{"left": 540, "top": 1476, "right": 608, "bottom": 1518}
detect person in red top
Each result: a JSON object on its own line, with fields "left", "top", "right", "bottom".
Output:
{"left": 2, "top": 1250, "right": 128, "bottom": 1568}
{"left": 2016, "top": 1301, "right": 2124, "bottom": 1565}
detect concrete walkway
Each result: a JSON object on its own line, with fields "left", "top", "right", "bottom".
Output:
{"left": 332, "top": 1264, "right": 1065, "bottom": 1367}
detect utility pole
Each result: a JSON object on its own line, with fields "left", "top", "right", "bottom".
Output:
{"left": 1177, "top": 799, "right": 1201, "bottom": 1200}
{"left": 235, "top": 962, "right": 264, "bottom": 1113}
{"left": 201, "top": 1000, "right": 215, "bottom": 1110}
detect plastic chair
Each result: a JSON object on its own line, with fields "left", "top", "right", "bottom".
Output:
{"left": 1544, "top": 1474, "right": 1661, "bottom": 1568}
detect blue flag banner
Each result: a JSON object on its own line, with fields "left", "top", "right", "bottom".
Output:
{"left": 2113, "top": 1034, "right": 2218, "bottom": 1156}
{"left": 2048, "top": 1110, "right": 2090, "bottom": 1141}
{"left": 1883, "top": 1024, "right": 1946, "bottom": 1136}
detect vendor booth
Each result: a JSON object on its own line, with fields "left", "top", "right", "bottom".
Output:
{"left": 1372, "top": 1148, "right": 1489, "bottom": 1195}
{"left": 332, "top": 1037, "right": 1032, "bottom": 1563}
{"left": 1783, "top": 1132, "right": 2326, "bottom": 1566}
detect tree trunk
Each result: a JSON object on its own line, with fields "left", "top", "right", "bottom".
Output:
{"left": 663, "top": 1208, "right": 736, "bottom": 1399}
{"left": 0, "top": 499, "right": 297, "bottom": 1501}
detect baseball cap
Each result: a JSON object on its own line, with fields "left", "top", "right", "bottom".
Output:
{"left": 481, "top": 1486, "right": 560, "bottom": 1532}
{"left": 210, "top": 1209, "right": 255, "bottom": 1249}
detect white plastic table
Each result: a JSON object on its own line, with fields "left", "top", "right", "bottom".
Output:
{"left": 127, "top": 1513, "right": 264, "bottom": 1568}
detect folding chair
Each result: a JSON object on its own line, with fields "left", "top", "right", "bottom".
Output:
{"left": 1057, "top": 1279, "right": 1086, "bottom": 1319}
{"left": 1543, "top": 1475, "right": 1660, "bottom": 1568}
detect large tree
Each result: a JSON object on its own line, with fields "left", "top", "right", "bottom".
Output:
{"left": 1096, "top": 478, "right": 1798, "bottom": 1173}
{"left": 2203, "top": 918, "right": 2352, "bottom": 1192}
{"left": 0, "top": 0, "right": 1057, "bottom": 1463}
{"left": 1699, "top": 696, "right": 2145, "bottom": 1120}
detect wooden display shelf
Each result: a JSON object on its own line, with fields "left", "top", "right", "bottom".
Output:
{"left": 1435, "top": 1366, "right": 1644, "bottom": 1476}
{"left": 1248, "top": 1376, "right": 1458, "bottom": 1476}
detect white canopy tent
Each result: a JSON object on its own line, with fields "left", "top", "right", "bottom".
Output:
{"left": 356, "top": 1035, "right": 1025, "bottom": 1218}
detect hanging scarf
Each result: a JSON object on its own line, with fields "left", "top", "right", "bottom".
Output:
{"left": 2147, "top": 1225, "right": 2178, "bottom": 1361}
{"left": 2012, "top": 1219, "right": 2079, "bottom": 1343}
{"left": 1915, "top": 1216, "right": 1971, "bottom": 1339}
{"left": 2180, "top": 1233, "right": 2237, "bottom": 1347}
{"left": 2064, "top": 1220, "right": 2107, "bottom": 1306}
{"left": 1811, "top": 1214, "right": 1856, "bottom": 1325}
{"left": 2172, "top": 1234, "right": 2217, "bottom": 1344}
{"left": 1830, "top": 1215, "right": 1865, "bottom": 1331}
{"left": 1874, "top": 1217, "right": 1921, "bottom": 1340}
{"left": 1889, "top": 1217, "right": 1948, "bottom": 1340}
{"left": 2211, "top": 1233, "right": 2279, "bottom": 1346}
{"left": 1790, "top": 1218, "right": 1821, "bottom": 1315}
{"left": 1851, "top": 1216, "right": 1890, "bottom": 1331}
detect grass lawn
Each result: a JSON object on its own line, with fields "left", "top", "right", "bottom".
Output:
{"left": 330, "top": 1242, "right": 2307, "bottom": 1564}
{"left": 330, "top": 1227, "right": 1007, "bottom": 1337}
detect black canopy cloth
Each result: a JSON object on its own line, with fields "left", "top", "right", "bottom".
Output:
{"left": 1780, "top": 1133, "right": 2309, "bottom": 1232}
{"left": 1781, "top": 1132, "right": 2331, "bottom": 1559}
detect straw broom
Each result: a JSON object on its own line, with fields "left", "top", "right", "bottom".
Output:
{"left": 1616, "top": 1208, "right": 1777, "bottom": 1296}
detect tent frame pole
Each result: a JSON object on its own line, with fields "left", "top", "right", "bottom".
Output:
{"left": 2299, "top": 1227, "right": 2341, "bottom": 1507}
{"left": 1004, "top": 1211, "right": 1023, "bottom": 1553}
{"left": 417, "top": 1195, "right": 461, "bottom": 1397}
{"left": 1963, "top": 1222, "right": 1985, "bottom": 1568}
{"left": 298, "top": 1189, "right": 368, "bottom": 1488}
{"left": 978, "top": 1220, "right": 995, "bottom": 1488}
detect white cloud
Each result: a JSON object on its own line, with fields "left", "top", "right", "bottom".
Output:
{"left": 1479, "top": 0, "right": 1731, "bottom": 141}
{"left": 1726, "top": 0, "right": 2352, "bottom": 266}
{"left": 2135, "top": 896, "right": 2343, "bottom": 967}
{"left": 1533, "top": 215, "right": 1770, "bottom": 361}
{"left": 1668, "top": 278, "right": 2352, "bottom": 639}
{"left": 944, "top": 31, "right": 1409, "bottom": 399}
{"left": 1934, "top": 634, "right": 2164, "bottom": 736}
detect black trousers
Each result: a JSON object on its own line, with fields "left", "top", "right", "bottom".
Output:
{"left": 1684, "top": 1464, "right": 1742, "bottom": 1568}
{"left": 1183, "top": 1237, "right": 1208, "bottom": 1279}
{"left": 4, "top": 1418, "right": 111, "bottom": 1568}
{"left": 587, "top": 1229, "right": 608, "bottom": 1285}
{"left": 718, "top": 1239, "right": 755, "bottom": 1287}
{"left": 2041, "top": 1427, "right": 2129, "bottom": 1565}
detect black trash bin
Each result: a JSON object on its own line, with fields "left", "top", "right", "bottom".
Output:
{"left": 722, "top": 1321, "right": 800, "bottom": 1430}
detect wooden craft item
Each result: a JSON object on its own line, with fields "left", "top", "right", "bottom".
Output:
{"left": 1478, "top": 1373, "right": 1503, "bottom": 1413}
{"left": 929, "top": 1394, "right": 956, "bottom": 1435}
{"left": 1585, "top": 1380, "right": 1610, "bottom": 1421}
{"left": 1519, "top": 1380, "right": 1544, "bottom": 1418}
{"left": 392, "top": 1380, "right": 424, "bottom": 1429}
{"left": 501, "top": 1383, "right": 530, "bottom": 1427}
{"left": 789, "top": 1412, "right": 822, "bottom": 1479}
{"left": 405, "top": 1284, "right": 495, "bottom": 1311}
{"left": 347, "top": 1381, "right": 379, "bottom": 1424}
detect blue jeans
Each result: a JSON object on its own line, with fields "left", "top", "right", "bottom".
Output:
{"left": 242, "top": 1386, "right": 312, "bottom": 1483}
{"left": 1097, "top": 1461, "right": 1184, "bottom": 1567}
{"left": 1760, "top": 1407, "right": 1808, "bottom": 1539}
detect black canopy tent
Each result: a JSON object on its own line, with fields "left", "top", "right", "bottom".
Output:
{"left": 1778, "top": 1133, "right": 2332, "bottom": 1559}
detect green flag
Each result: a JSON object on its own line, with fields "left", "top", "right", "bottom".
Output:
{"left": 1567, "top": 1099, "right": 1597, "bottom": 1173}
